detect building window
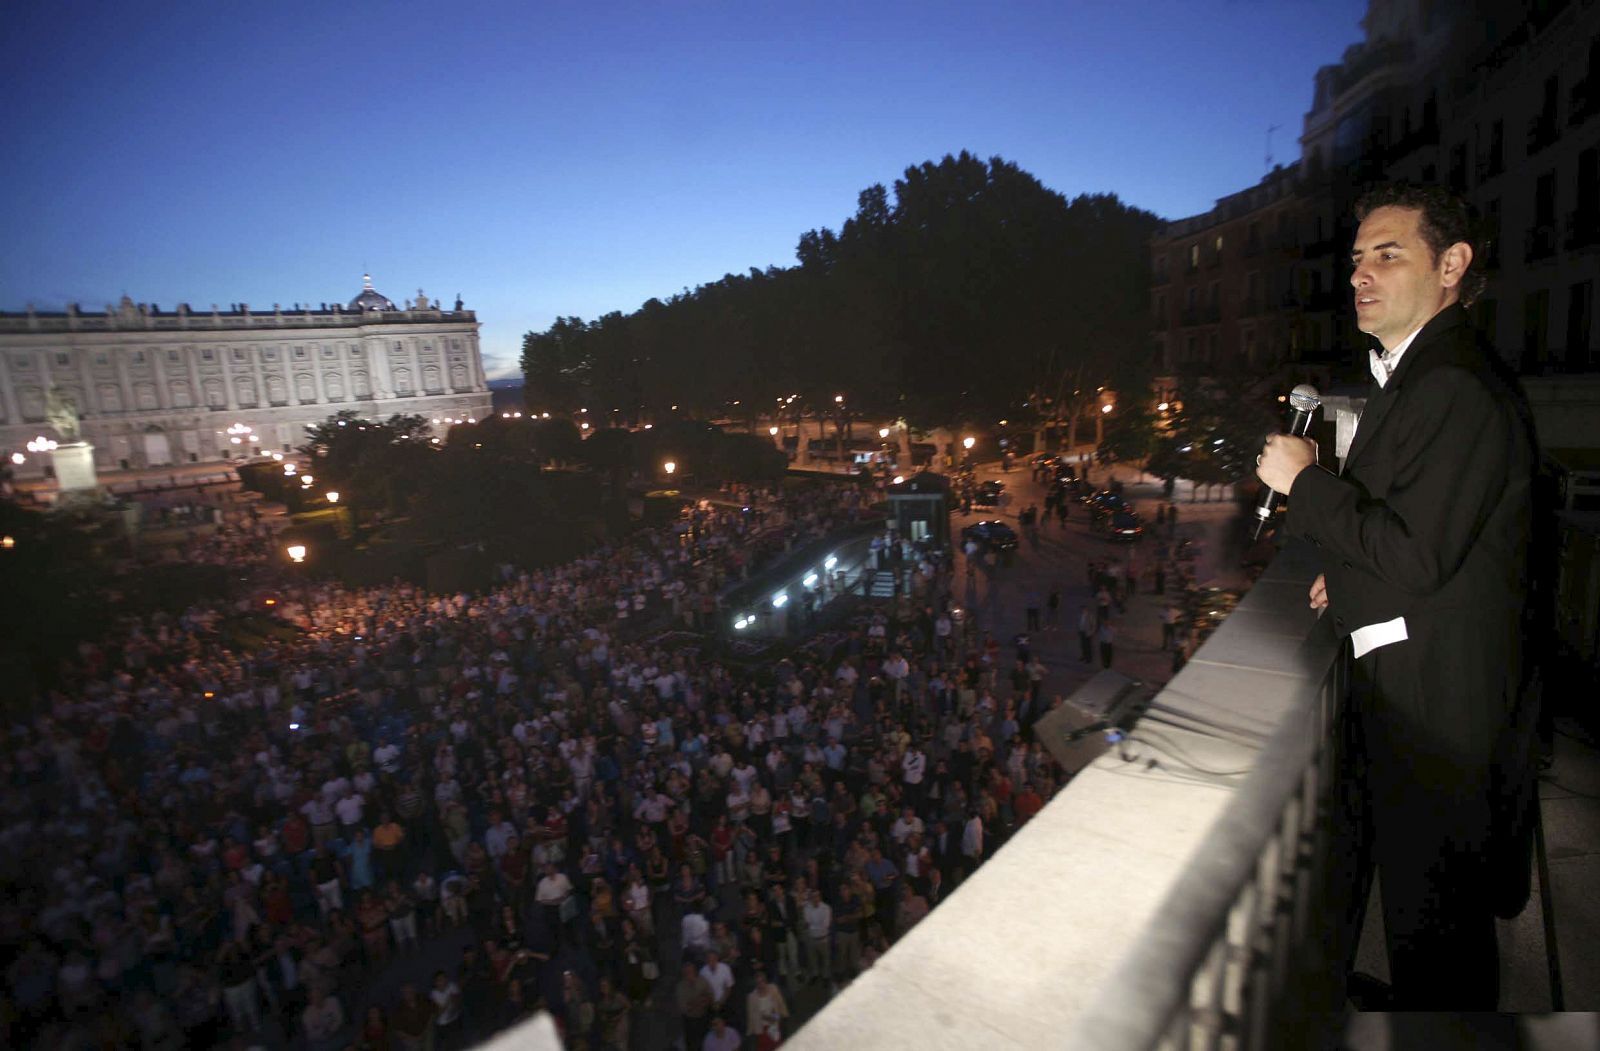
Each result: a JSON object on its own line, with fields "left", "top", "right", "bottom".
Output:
{"left": 204, "top": 378, "right": 226, "bottom": 408}
{"left": 170, "top": 380, "right": 193, "bottom": 408}
{"left": 232, "top": 348, "right": 246, "bottom": 362}
{"left": 324, "top": 372, "right": 345, "bottom": 401}
{"left": 19, "top": 386, "right": 45, "bottom": 419}
{"left": 350, "top": 345, "right": 363, "bottom": 357}
{"left": 95, "top": 352, "right": 108, "bottom": 365}
{"left": 201, "top": 348, "right": 215, "bottom": 361}
{"left": 167, "top": 349, "right": 180, "bottom": 363}
{"left": 1189, "top": 243, "right": 1200, "bottom": 270}
{"left": 132, "top": 351, "right": 145, "bottom": 364}
{"left": 294, "top": 345, "right": 307, "bottom": 359}
{"left": 266, "top": 375, "right": 288, "bottom": 405}
{"left": 295, "top": 373, "right": 317, "bottom": 402}
{"left": 321, "top": 345, "right": 334, "bottom": 358}
{"left": 1524, "top": 289, "right": 1551, "bottom": 368}
{"left": 55, "top": 352, "right": 70, "bottom": 366}
{"left": 393, "top": 367, "right": 414, "bottom": 395}
{"left": 263, "top": 348, "right": 278, "bottom": 362}
{"left": 1566, "top": 281, "right": 1593, "bottom": 369}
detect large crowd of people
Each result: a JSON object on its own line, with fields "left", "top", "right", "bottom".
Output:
{"left": 1, "top": 476, "right": 1070, "bottom": 1050}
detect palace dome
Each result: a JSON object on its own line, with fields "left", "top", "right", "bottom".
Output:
{"left": 348, "top": 273, "right": 396, "bottom": 312}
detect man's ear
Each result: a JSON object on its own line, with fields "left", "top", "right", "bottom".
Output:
{"left": 1440, "top": 241, "right": 1474, "bottom": 291}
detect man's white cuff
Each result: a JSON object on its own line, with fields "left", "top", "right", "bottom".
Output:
{"left": 1350, "top": 616, "right": 1408, "bottom": 659}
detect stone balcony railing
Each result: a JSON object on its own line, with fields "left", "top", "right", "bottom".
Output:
{"left": 785, "top": 540, "right": 1348, "bottom": 1049}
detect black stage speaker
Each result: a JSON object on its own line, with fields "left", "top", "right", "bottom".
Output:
{"left": 1036, "top": 670, "right": 1151, "bottom": 776}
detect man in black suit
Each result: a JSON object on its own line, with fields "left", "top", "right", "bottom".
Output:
{"left": 1257, "top": 184, "right": 1535, "bottom": 1009}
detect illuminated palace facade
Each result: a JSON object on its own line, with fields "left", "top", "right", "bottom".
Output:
{"left": 0, "top": 277, "right": 493, "bottom": 474}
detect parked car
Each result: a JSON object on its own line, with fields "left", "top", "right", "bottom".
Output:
{"left": 961, "top": 520, "right": 1019, "bottom": 551}
{"left": 1105, "top": 508, "right": 1144, "bottom": 541}
{"left": 973, "top": 480, "right": 1006, "bottom": 506}
{"left": 1085, "top": 490, "right": 1127, "bottom": 519}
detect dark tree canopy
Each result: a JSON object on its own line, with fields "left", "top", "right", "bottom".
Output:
{"left": 521, "top": 152, "right": 1158, "bottom": 433}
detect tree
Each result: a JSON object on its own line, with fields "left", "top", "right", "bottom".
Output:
{"left": 300, "top": 411, "right": 432, "bottom": 518}
{"left": 1158, "top": 382, "right": 1276, "bottom": 500}
{"left": 519, "top": 153, "right": 1158, "bottom": 433}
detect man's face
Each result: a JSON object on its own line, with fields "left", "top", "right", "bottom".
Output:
{"left": 1350, "top": 205, "right": 1457, "bottom": 350}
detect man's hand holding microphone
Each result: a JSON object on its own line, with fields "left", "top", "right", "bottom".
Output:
{"left": 1254, "top": 429, "right": 1326, "bottom": 613}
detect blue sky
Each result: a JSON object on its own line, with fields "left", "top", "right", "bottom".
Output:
{"left": 1, "top": 0, "right": 1365, "bottom": 378}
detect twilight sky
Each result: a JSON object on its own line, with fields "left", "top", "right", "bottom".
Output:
{"left": 1, "top": 0, "right": 1365, "bottom": 378}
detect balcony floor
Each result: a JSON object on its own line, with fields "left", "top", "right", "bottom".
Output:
{"left": 1345, "top": 712, "right": 1600, "bottom": 1046}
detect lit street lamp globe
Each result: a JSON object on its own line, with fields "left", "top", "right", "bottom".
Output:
{"left": 326, "top": 491, "right": 340, "bottom": 503}
{"left": 663, "top": 460, "right": 676, "bottom": 476}
{"left": 962, "top": 436, "right": 976, "bottom": 450}
{"left": 286, "top": 544, "right": 307, "bottom": 564}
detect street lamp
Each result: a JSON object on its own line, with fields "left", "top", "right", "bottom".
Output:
{"left": 8, "top": 452, "right": 22, "bottom": 465}
{"left": 325, "top": 491, "right": 339, "bottom": 503}
{"left": 769, "top": 426, "right": 779, "bottom": 436}
{"left": 962, "top": 436, "right": 976, "bottom": 450}
{"left": 878, "top": 427, "right": 890, "bottom": 439}
{"left": 663, "top": 460, "right": 676, "bottom": 476}
{"left": 1101, "top": 403, "right": 1113, "bottom": 414}
{"left": 285, "top": 544, "right": 307, "bottom": 563}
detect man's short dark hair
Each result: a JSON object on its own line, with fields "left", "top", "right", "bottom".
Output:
{"left": 1354, "top": 182, "right": 1487, "bottom": 307}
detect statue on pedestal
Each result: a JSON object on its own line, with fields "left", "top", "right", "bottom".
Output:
{"left": 45, "top": 386, "right": 81, "bottom": 443}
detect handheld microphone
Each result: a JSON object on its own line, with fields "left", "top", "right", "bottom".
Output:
{"left": 1249, "top": 384, "right": 1321, "bottom": 541}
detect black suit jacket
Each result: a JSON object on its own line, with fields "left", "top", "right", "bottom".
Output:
{"left": 1286, "top": 304, "right": 1534, "bottom": 763}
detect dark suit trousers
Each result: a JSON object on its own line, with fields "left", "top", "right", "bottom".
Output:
{"left": 1348, "top": 634, "right": 1501, "bottom": 1009}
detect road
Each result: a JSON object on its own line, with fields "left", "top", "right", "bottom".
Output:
{"left": 950, "top": 456, "right": 1254, "bottom": 699}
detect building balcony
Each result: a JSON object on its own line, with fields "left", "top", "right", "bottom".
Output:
{"left": 1526, "top": 224, "right": 1560, "bottom": 263}
{"left": 1526, "top": 112, "right": 1561, "bottom": 156}
{"left": 1566, "top": 209, "right": 1600, "bottom": 252}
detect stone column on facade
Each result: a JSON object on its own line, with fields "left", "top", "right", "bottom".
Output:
{"left": 150, "top": 341, "right": 172, "bottom": 411}
{"left": 368, "top": 332, "right": 394, "bottom": 400}
{"left": 0, "top": 354, "right": 19, "bottom": 426}
{"left": 468, "top": 331, "right": 488, "bottom": 392}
